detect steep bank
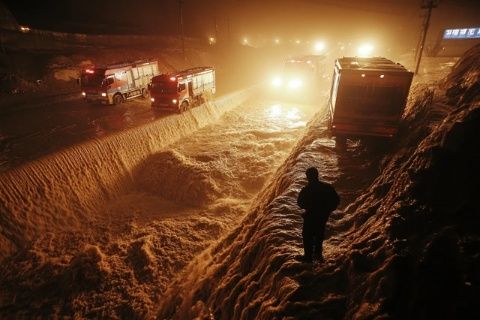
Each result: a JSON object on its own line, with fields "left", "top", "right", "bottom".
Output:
{"left": 157, "top": 45, "right": 480, "bottom": 319}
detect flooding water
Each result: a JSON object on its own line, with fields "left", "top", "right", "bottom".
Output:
{"left": 0, "top": 96, "right": 320, "bottom": 318}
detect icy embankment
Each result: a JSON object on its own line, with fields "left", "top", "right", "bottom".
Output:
{"left": 157, "top": 45, "right": 480, "bottom": 319}
{"left": 0, "top": 89, "right": 253, "bottom": 259}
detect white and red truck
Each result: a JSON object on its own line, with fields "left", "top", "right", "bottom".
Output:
{"left": 149, "top": 67, "right": 216, "bottom": 112}
{"left": 80, "top": 59, "right": 159, "bottom": 105}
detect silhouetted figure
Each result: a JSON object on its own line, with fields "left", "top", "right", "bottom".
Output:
{"left": 297, "top": 167, "right": 339, "bottom": 263}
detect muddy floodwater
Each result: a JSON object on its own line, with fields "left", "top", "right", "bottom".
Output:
{"left": 0, "top": 96, "right": 322, "bottom": 317}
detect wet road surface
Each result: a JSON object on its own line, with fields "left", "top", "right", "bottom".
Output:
{"left": 0, "top": 97, "right": 175, "bottom": 172}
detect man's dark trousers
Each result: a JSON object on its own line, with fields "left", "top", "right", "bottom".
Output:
{"left": 302, "top": 214, "right": 328, "bottom": 260}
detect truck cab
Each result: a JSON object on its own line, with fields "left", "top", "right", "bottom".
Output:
{"left": 150, "top": 67, "right": 215, "bottom": 113}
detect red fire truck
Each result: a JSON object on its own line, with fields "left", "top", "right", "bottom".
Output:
{"left": 328, "top": 57, "right": 413, "bottom": 138}
{"left": 150, "top": 67, "right": 216, "bottom": 112}
{"left": 80, "top": 60, "right": 159, "bottom": 105}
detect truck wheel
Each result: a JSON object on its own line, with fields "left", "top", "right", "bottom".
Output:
{"left": 113, "top": 94, "right": 123, "bottom": 105}
{"left": 180, "top": 101, "right": 189, "bottom": 113}
{"left": 335, "top": 135, "right": 347, "bottom": 149}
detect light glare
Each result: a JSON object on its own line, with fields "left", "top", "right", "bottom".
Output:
{"left": 314, "top": 41, "right": 325, "bottom": 53}
{"left": 288, "top": 79, "right": 303, "bottom": 89}
{"left": 357, "top": 43, "right": 374, "bottom": 57}
{"left": 272, "top": 77, "right": 282, "bottom": 87}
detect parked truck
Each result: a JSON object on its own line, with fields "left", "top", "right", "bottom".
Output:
{"left": 150, "top": 67, "right": 215, "bottom": 113}
{"left": 328, "top": 57, "right": 413, "bottom": 138}
{"left": 80, "top": 59, "right": 159, "bottom": 105}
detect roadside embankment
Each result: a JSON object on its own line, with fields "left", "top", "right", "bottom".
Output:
{"left": 0, "top": 89, "right": 255, "bottom": 259}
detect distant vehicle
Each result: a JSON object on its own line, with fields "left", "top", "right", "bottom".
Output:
{"left": 150, "top": 67, "right": 215, "bottom": 113}
{"left": 328, "top": 57, "right": 413, "bottom": 138}
{"left": 80, "top": 60, "right": 159, "bottom": 105}
{"left": 271, "top": 55, "right": 327, "bottom": 101}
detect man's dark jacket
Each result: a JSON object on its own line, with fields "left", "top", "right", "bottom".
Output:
{"left": 297, "top": 180, "right": 339, "bottom": 223}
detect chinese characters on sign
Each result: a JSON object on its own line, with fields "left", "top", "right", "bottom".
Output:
{"left": 443, "top": 27, "right": 480, "bottom": 39}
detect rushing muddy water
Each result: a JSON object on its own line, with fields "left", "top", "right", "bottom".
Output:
{"left": 0, "top": 95, "right": 319, "bottom": 317}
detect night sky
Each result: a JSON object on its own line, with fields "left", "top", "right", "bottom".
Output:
{"left": 3, "top": 0, "right": 480, "bottom": 47}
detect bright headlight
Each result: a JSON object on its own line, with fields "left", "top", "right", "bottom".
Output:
{"left": 81, "top": 92, "right": 86, "bottom": 96}
{"left": 101, "top": 92, "right": 107, "bottom": 97}
{"left": 172, "top": 99, "right": 178, "bottom": 104}
{"left": 288, "top": 79, "right": 303, "bottom": 89}
{"left": 151, "top": 97, "right": 155, "bottom": 102}
{"left": 272, "top": 77, "right": 282, "bottom": 87}
{"left": 357, "top": 43, "right": 374, "bottom": 57}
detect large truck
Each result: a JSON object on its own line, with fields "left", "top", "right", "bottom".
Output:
{"left": 150, "top": 67, "right": 215, "bottom": 112}
{"left": 328, "top": 57, "right": 413, "bottom": 138}
{"left": 80, "top": 59, "right": 159, "bottom": 105}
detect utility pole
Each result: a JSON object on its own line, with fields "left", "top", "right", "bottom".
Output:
{"left": 227, "top": 16, "right": 231, "bottom": 46}
{"left": 179, "top": 0, "right": 186, "bottom": 62}
{"left": 213, "top": 0, "right": 218, "bottom": 42}
{"left": 214, "top": 16, "right": 218, "bottom": 41}
{"left": 414, "top": 0, "right": 438, "bottom": 75}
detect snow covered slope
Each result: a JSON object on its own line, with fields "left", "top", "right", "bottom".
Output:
{"left": 157, "top": 45, "right": 480, "bottom": 319}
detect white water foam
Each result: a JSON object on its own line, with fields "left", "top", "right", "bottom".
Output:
{"left": 0, "top": 89, "right": 254, "bottom": 258}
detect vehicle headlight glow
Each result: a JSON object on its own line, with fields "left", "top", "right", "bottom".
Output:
{"left": 288, "top": 79, "right": 303, "bottom": 89}
{"left": 81, "top": 92, "right": 86, "bottom": 96}
{"left": 101, "top": 92, "right": 107, "bottom": 97}
{"left": 357, "top": 43, "right": 374, "bottom": 57}
{"left": 172, "top": 99, "right": 178, "bottom": 104}
{"left": 151, "top": 97, "right": 155, "bottom": 102}
{"left": 314, "top": 41, "right": 326, "bottom": 53}
{"left": 272, "top": 77, "right": 283, "bottom": 87}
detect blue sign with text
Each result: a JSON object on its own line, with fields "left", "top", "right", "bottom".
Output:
{"left": 443, "top": 27, "right": 480, "bottom": 39}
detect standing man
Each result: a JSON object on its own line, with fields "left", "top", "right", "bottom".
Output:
{"left": 297, "top": 167, "right": 339, "bottom": 263}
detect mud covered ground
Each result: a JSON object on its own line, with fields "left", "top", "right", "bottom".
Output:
{"left": 1, "top": 35, "right": 476, "bottom": 318}
{"left": 155, "top": 45, "right": 480, "bottom": 319}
